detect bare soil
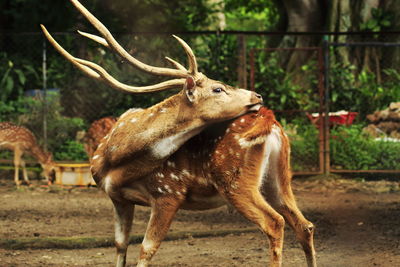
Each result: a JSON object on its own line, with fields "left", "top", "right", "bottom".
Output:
{"left": 0, "top": 175, "right": 399, "bottom": 267}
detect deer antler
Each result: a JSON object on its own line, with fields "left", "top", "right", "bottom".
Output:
{"left": 40, "top": 0, "right": 200, "bottom": 93}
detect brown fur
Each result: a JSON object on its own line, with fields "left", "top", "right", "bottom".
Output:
{"left": 84, "top": 116, "right": 117, "bottom": 158}
{"left": 0, "top": 122, "right": 55, "bottom": 186}
{"left": 104, "top": 107, "right": 316, "bottom": 267}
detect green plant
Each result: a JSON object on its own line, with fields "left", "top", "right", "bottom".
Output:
{"left": 254, "top": 52, "right": 319, "bottom": 112}
{"left": 330, "top": 124, "right": 400, "bottom": 170}
{"left": 54, "top": 140, "right": 88, "bottom": 161}
{"left": 0, "top": 52, "right": 27, "bottom": 102}
{"left": 360, "top": 8, "right": 392, "bottom": 32}
{"left": 284, "top": 119, "right": 319, "bottom": 171}
{"left": 329, "top": 62, "right": 400, "bottom": 118}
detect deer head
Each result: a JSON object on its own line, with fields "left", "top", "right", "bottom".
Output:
{"left": 40, "top": 152, "right": 56, "bottom": 184}
{"left": 40, "top": 0, "right": 262, "bottom": 126}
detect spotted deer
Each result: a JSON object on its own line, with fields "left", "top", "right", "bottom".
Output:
{"left": 0, "top": 122, "right": 56, "bottom": 186}
{"left": 41, "top": 0, "right": 262, "bottom": 266}
{"left": 84, "top": 116, "right": 118, "bottom": 158}
{"left": 97, "top": 106, "right": 316, "bottom": 267}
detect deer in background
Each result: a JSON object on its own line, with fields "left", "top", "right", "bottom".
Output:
{"left": 41, "top": 0, "right": 262, "bottom": 266}
{"left": 0, "top": 122, "right": 56, "bottom": 186}
{"left": 84, "top": 116, "right": 117, "bottom": 158}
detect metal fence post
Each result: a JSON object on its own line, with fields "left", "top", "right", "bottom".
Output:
{"left": 322, "top": 35, "right": 331, "bottom": 174}
{"left": 42, "top": 38, "right": 48, "bottom": 151}
{"left": 237, "top": 34, "right": 247, "bottom": 89}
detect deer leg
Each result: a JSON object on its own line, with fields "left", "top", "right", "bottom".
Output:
{"left": 20, "top": 158, "right": 30, "bottom": 185}
{"left": 112, "top": 200, "right": 135, "bottom": 267}
{"left": 137, "top": 197, "right": 181, "bottom": 267}
{"left": 13, "top": 148, "right": 22, "bottom": 186}
{"left": 222, "top": 188, "right": 285, "bottom": 267}
{"left": 263, "top": 169, "right": 316, "bottom": 267}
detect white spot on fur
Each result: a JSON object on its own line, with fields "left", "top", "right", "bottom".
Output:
{"left": 104, "top": 175, "right": 113, "bottom": 195}
{"left": 130, "top": 118, "right": 138, "bottom": 123}
{"left": 240, "top": 118, "right": 245, "bottom": 123}
{"left": 167, "top": 161, "right": 176, "bottom": 168}
{"left": 117, "top": 122, "right": 125, "bottom": 128}
{"left": 149, "top": 113, "right": 154, "bottom": 117}
{"left": 259, "top": 125, "right": 283, "bottom": 193}
{"left": 157, "top": 187, "right": 164, "bottom": 193}
{"left": 114, "top": 220, "right": 124, "bottom": 245}
{"left": 170, "top": 173, "right": 180, "bottom": 181}
{"left": 98, "top": 143, "right": 103, "bottom": 148}
{"left": 92, "top": 155, "right": 100, "bottom": 160}
{"left": 182, "top": 169, "right": 190, "bottom": 177}
{"left": 142, "top": 236, "right": 155, "bottom": 252}
{"left": 226, "top": 128, "right": 230, "bottom": 134}
{"left": 151, "top": 126, "right": 205, "bottom": 159}
{"left": 164, "top": 184, "right": 172, "bottom": 193}
{"left": 238, "top": 135, "right": 267, "bottom": 148}
{"left": 232, "top": 123, "right": 236, "bottom": 127}
{"left": 160, "top": 108, "right": 167, "bottom": 113}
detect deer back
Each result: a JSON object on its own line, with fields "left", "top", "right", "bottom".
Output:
{"left": 0, "top": 122, "right": 37, "bottom": 151}
{"left": 142, "top": 107, "right": 289, "bottom": 210}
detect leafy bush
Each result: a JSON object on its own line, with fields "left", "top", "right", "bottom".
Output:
{"left": 0, "top": 92, "right": 88, "bottom": 162}
{"left": 20, "top": 93, "right": 87, "bottom": 161}
{"left": 329, "top": 63, "right": 400, "bottom": 119}
{"left": 284, "top": 119, "right": 319, "bottom": 172}
{"left": 253, "top": 52, "right": 319, "bottom": 112}
{"left": 330, "top": 124, "right": 400, "bottom": 170}
{"left": 54, "top": 140, "right": 88, "bottom": 161}
{"left": 287, "top": 122, "right": 400, "bottom": 171}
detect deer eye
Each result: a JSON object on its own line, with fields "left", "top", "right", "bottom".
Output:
{"left": 213, "top": 87, "right": 223, "bottom": 93}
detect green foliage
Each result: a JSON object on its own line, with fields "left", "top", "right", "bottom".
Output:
{"left": 0, "top": 52, "right": 27, "bottom": 102}
{"left": 224, "top": 0, "right": 279, "bottom": 31}
{"left": 360, "top": 8, "right": 392, "bottom": 32}
{"left": 330, "top": 63, "right": 400, "bottom": 118}
{"left": 0, "top": 97, "right": 36, "bottom": 122}
{"left": 285, "top": 119, "right": 319, "bottom": 171}
{"left": 288, "top": 123, "right": 400, "bottom": 171}
{"left": 254, "top": 52, "right": 319, "bottom": 111}
{"left": 330, "top": 124, "right": 400, "bottom": 170}
{"left": 20, "top": 93, "right": 87, "bottom": 159}
{"left": 54, "top": 140, "right": 88, "bottom": 162}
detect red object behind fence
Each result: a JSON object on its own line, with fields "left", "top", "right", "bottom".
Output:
{"left": 307, "top": 111, "right": 358, "bottom": 127}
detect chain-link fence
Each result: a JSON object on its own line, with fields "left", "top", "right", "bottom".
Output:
{"left": 1, "top": 32, "right": 400, "bottom": 174}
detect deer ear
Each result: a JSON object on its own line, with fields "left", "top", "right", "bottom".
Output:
{"left": 184, "top": 76, "right": 197, "bottom": 103}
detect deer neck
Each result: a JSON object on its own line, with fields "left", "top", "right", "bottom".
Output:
{"left": 104, "top": 92, "right": 207, "bottom": 165}
{"left": 144, "top": 93, "right": 207, "bottom": 159}
{"left": 30, "top": 145, "right": 51, "bottom": 166}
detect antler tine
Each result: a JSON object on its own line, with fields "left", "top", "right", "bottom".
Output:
{"left": 41, "top": 25, "right": 100, "bottom": 79}
{"left": 77, "top": 30, "right": 109, "bottom": 48}
{"left": 74, "top": 58, "right": 186, "bottom": 93}
{"left": 165, "top": 57, "right": 187, "bottom": 71}
{"left": 172, "top": 35, "right": 198, "bottom": 75}
{"left": 70, "top": 0, "right": 188, "bottom": 78}
{"left": 78, "top": 30, "right": 190, "bottom": 74}
{"left": 41, "top": 25, "right": 185, "bottom": 93}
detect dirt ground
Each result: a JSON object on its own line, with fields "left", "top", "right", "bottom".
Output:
{"left": 0, "top": 175, "right": 399, "bottom": 267}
